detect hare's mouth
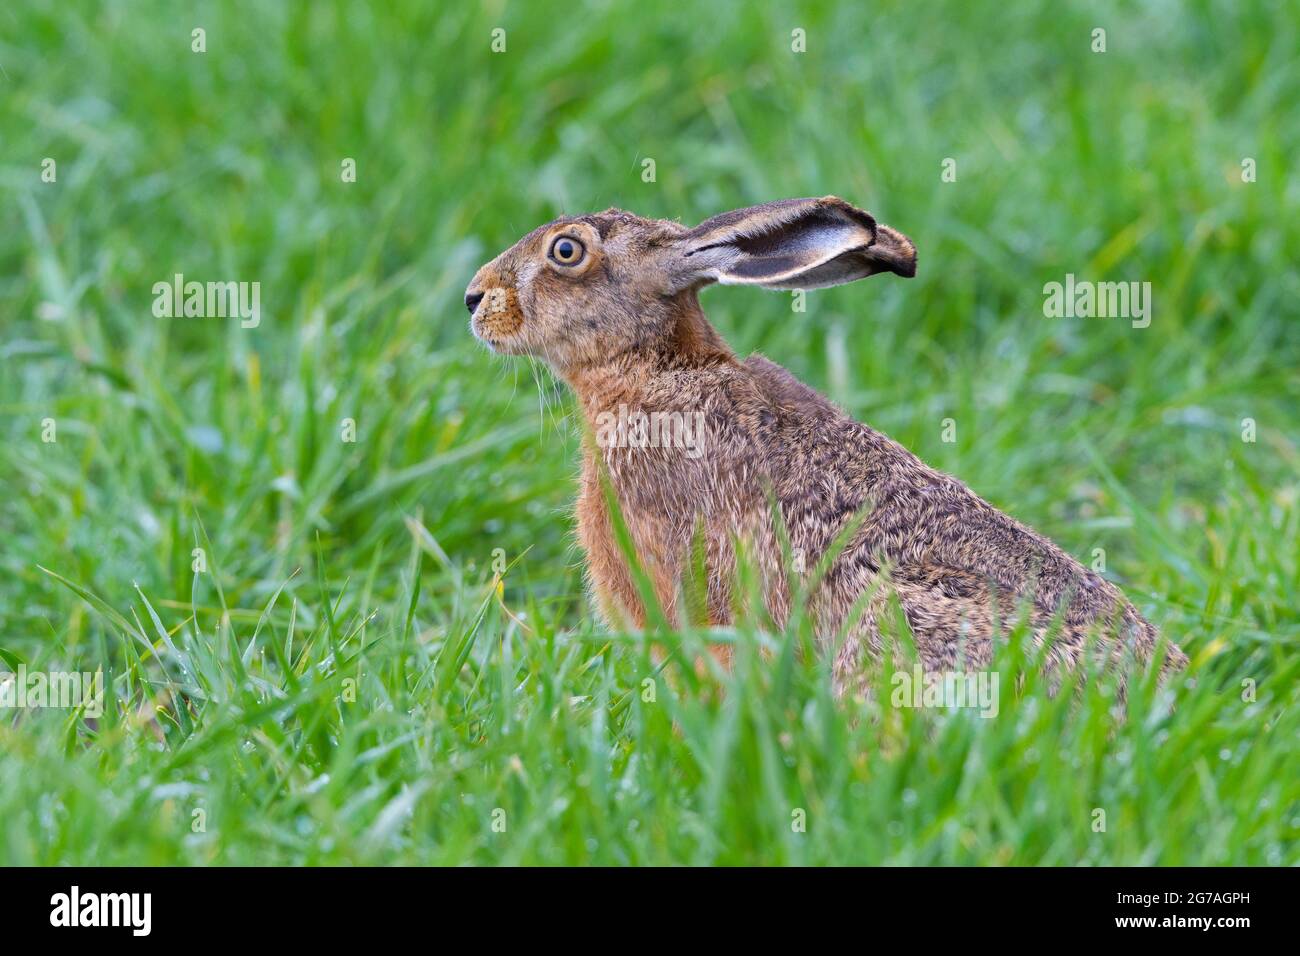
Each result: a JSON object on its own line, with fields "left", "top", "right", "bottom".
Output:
{"left": 471, "top": 318, "right": 527, "bottom": 355}
{"left": 474, "top": 333, "right": 516, "bottom": 353}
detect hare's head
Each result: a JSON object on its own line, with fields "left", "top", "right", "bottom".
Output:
{"left": 466, "top": 197, "right": 915, "bottom": 373}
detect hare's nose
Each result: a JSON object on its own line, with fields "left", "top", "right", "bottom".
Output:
{"left": 464, "top": 291, "right": 484, "bottom": 314}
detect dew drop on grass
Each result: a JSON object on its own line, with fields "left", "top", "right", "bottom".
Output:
{"left": 270, "top": 474, "right": 301, "bottom": 497}
{"left": 136, "top": 508, "right": 161, "bottom": 538}
{"left": 185, "top": 425, "right": 224, "bottom": 454}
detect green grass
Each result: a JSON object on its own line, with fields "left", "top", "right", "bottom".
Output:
{"left": 1, "top": 0, "right": 1297, "bottom": 865}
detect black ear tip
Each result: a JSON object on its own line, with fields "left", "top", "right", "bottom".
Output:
{"left": 871, "top": 225, "right": 917, "bottom": 278}
{"left": 862, "top": 246, "right": 916, "bottom": 278}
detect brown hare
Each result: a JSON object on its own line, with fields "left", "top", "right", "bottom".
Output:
{"left": 465, "top": 196, "right": 1186, "bottom": 693}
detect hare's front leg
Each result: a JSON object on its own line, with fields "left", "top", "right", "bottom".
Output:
{"left": 574, "top": 458, "right": 691, "bottom": 628}
{"left": 575, "top": 477, "right": 646, "bottom": 630}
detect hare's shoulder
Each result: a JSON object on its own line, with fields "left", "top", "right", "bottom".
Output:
{"left": 739, "top": 354, "right": 839, "bottom": 418}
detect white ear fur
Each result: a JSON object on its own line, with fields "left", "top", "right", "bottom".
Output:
{"left": 678, "top": 196, "right": 915, "bottom": 290}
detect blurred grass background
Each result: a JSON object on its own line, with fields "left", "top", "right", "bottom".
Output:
{"left": 0, "top": 0, "right": 1296, "bottom": 864}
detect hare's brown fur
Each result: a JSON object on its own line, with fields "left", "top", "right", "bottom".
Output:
{"left": 466, "top": 198, "right": 1186, "bottom": 692}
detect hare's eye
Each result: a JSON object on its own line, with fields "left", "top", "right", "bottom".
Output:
{"left": 549, "top": 236, "right": 585, "bottom": 266}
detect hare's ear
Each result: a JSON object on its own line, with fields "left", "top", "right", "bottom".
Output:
{"left": 675, "top": 196, "right": 916, "bottom": 290}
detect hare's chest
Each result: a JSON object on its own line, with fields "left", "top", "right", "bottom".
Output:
{"left": 573, "top": 456, "right": 658, "bottom": 627}
{"left": 574, "top": 446, "right": 773, "bottom": 627}
{"left": 573, "top": 449, "right": 713, "bottom": 622}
